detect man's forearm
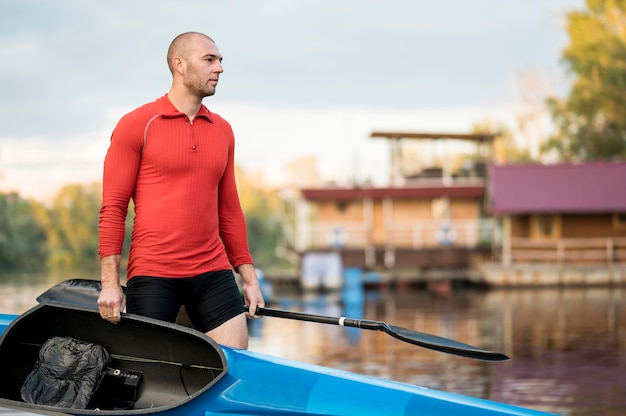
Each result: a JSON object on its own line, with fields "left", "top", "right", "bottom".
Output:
{"left": 101, "top": 254, "right": 122, "bottom": 287}
{"left": 236, "top": 263, "right": 258, "bottom": 283}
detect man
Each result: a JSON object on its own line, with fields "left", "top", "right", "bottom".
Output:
{"left": 97, "top": 32, "right": 264, "bottom": 349}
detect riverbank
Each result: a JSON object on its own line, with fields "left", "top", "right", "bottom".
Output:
{"left": 481, "top": 263, "right": 626, "bottom": 286}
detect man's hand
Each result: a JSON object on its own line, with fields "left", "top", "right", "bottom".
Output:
{"left": 97, "top": 284, "right": 126, "bottom": 324}
{"left": 237, "top": 264, "right": 265, "bottom": 317}
{"left": 99, "top": 254, "right": 125, "bottom": 324}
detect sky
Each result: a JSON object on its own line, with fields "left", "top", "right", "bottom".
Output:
{"left": 0, "top": 0, "right": 585, "bottom": 200}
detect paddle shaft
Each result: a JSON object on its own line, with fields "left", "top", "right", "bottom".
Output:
{"left": 253, "top": 306, "right": 377, "bottom": 329}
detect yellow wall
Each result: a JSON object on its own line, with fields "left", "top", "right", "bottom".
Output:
{"left": 314, "top": 200, "right": 364, "bottom": 222}
{"left": 307, "top": 196, "right": 485, "bottom": 248}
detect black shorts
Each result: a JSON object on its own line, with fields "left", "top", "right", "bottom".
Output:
{"left": 125, "top": 270, "right": 245, "bottom": 333}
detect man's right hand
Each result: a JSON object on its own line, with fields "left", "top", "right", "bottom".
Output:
{"left": 97, "top": 284, "right": 126, "bottom": 324}
{"left": 99, "top": 254, "right": 125, "bottom": 324}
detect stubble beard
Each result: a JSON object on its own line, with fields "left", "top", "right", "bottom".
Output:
{"left": 184, "top": 69, "right": 217, "bottom": 99}
{"left": 187, "top": 81, "right": 216, "bottom": 99}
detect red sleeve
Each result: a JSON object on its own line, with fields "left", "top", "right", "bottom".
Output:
{"left": 216, "top": 121, "right": 254, "bottom": 269}
{"left": 98, "top": 113, "right": 145, "bottom": 258}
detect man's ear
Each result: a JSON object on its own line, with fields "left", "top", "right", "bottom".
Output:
{"left": 172, "top": 56, "right": 186, "bottom": 76}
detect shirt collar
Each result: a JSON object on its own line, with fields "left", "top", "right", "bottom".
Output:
{"left": 158, "top": 94, "right": 214, "bottom": 123}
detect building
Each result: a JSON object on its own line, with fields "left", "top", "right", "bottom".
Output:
{"left": 288, "top": 131, "right": 499, "bottom": 288}
{"left": 482, "top": 162, "right": 626, "bottom": 286}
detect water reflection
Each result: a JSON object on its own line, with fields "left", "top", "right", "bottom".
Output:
{"left": 2, "top": 276, "right": 625, "bottom": 415}
{"left": 250, "top": 286, "right": 626, "bottom": 416}
{"left": 485, "top": 289, "right": 626, "bottom": 416}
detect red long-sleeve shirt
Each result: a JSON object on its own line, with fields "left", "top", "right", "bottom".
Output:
{"left": 98, "top": 95, "right": 253, "bottom": 279}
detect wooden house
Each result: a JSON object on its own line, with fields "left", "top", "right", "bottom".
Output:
{"left": 483, "top": 162, "right": 626, "bottom": 286}
{"left": 290, "top": 131, "right": 499, "bottom": 288}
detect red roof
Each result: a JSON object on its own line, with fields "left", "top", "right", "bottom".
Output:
{"left": 488, "top": 162, "right": 626, "bottom": 214}
{"left": 301, "top": 185, "right": 484, "bottom": 201}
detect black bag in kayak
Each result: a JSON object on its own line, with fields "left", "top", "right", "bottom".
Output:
{"left": 21, "top": 336, "right": 111, "bottom": 409}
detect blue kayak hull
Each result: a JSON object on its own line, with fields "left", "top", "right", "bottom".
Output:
{"left": 0, "top": 306, "right": 554, "bottom": 416}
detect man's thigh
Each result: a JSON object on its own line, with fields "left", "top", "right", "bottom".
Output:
{"left": 184, "top": 270, "right": 246, "bottom": 333}
{"left": 206, "top": 313, "right": 248, "bottom": 349}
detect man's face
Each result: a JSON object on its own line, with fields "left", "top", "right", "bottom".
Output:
{"left": 182, "top": 36, "right": 224, "bottom": 98}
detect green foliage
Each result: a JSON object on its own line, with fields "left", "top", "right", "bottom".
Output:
{"left": 235, "top": 166, "right": 294, "bottom": 271}
{"left": 0, "top": 169, "right": 293, "bottom": 275}
{"left": 0, "top": 192, "right": 47, "bottom": 271}
{"left": 544, "top": 0, "right": 626, "bottom": 161}
{"left": 41, "top": 182, "right": 102, "bottom": 272}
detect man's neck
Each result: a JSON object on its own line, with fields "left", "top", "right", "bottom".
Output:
{"left": 167, "top": 88, "right": 203, "bottom": 121}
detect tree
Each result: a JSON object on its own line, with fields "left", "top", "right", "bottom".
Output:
{"left": 40, "top": 182, "right": 102, "bottom": 272}
{"left": 0, "top": 192, "right": 47, "bottom": 272}
{"left": 235, "top": 166, "right": 294, "bottom": 272}
{"left": 0, "top": 170, "right": 291, "bottom": 276}
{"left": 544, "top": 0, "right": 626, "bottom": 161}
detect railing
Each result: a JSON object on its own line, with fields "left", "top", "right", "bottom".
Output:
{"left": 305, "top": 221, "right": 370, "bottom": 249}
{"left": 508, "top": 237, "right": 626, "bottom": 264}
{"left": 300, "top": 219, "right": 497, "bottom": 250}
{"left": 385, "top": 219, "right": 496, "bottom": 248}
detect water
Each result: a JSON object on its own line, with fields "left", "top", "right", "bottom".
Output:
{"left": 2, "top": 275, "right": 625, "bottom": 415}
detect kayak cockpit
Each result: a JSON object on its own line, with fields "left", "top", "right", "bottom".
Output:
{"left": 0, "top": 303, "right": 227, "bottom": 414}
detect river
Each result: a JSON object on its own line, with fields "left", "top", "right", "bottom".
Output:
{"left": 1, "top": 274, "right": 625, "bottom": 415}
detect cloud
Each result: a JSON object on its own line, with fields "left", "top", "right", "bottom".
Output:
{"left": 0, "top": 0, "right": 585, "bottom": 199}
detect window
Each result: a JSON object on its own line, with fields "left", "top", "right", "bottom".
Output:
{"left": 613, "top": 213, "right": 626, "bottom": 230}
{"left": 532, "top": 214, "right": 559, "bottom": 238}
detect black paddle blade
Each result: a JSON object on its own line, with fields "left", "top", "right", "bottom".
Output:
{"left": 36, "top": 278, "right": 103, "bottom": 310}
{"left": 383, "top": 324, "right": 509, "bottom": 362}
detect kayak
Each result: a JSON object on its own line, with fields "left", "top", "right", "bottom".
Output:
{"left": 0, "top": 303, "right": 554, "bottom": 415}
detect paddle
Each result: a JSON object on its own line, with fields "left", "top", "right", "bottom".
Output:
{"left": 37, "top": 279, "right": 509, "bottom": 362}
{"left": 246, "top": 306, "right": 509, "bottom": 362}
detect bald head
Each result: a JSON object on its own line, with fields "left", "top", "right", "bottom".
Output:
{"left": 167, "top": 32, "right": 216, "bottom": 74}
